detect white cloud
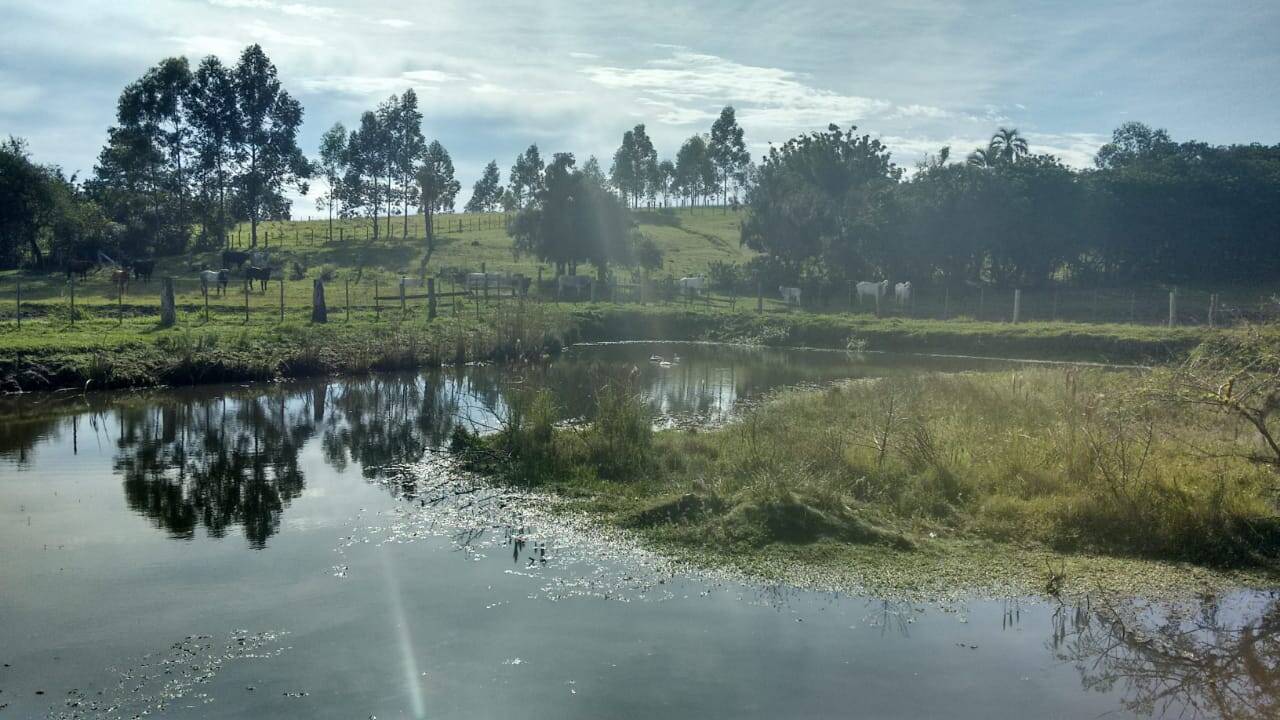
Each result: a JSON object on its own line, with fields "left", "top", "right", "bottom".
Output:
{"left": 208, "top": 0, "right": 339, "bottom": 19}
{"left": 378, "top": 18, "right": 413, "bottom": 28}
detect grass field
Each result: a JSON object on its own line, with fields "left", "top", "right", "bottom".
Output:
{"left": 0, "top": 204, "right": 1259, "bottom": 390}
{"left": 458, "top": 366, "right": 1280, "bottom": 592}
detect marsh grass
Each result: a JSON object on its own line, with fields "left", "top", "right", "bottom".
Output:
{"left": 478, "top": 366, "right": 1280, "bottom": 568}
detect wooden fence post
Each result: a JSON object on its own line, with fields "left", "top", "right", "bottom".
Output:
{"left": 374, "top": 279, "right": 381, "bottom": 321}
{"left": 1208, "top": 293, "right": 1217, "bottom": 328}
{"left": 943, "top": 285, "right": 950, "bottom": 320}
{"left": 978, "top": 287, "right": 984, "bottom": 321}
{"left": 312, "top": 279, "right": 327, "bottom": 323}
{"left": 1012, "top": 289, "right": 1021, "bottom": 324}
{"left": 160, "top": 278, "right": 176, "bottom": 327}
{"left": 1168, "top": 289, "right": 1177, "bottom": 328}
{"left": 399, "top": 279, "right": 406, "bottom": 312}
{"left": 757, "top": 280, "right": 763, "bottom": 313}
{"left": 69, "top": 276, "right": 75, "bottom": 325}
{"left": 15, "top": 280, "right": 20, "bottom": 329}
{"left": 428, "top": 278, "right": 437, "bottom": 320}
{"left": 279, "top": 279, "right": 285, "bottom": 322}
{"left": 203, "top": 284, "right": 209, "bottom": 322}
{"left": 244, "top": 279, "right": 249, "bottom": 323}
{"left": 345, "top": 279, "right": 350, "bottom": 322}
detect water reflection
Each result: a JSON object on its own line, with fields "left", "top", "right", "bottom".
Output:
{"left": 113, "top": 392, "right": 315, "bottom": 547}
{"left": 1051, "top": 594, "right": 1280, "bottom": 719}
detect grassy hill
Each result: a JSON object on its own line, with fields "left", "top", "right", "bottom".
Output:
{"left": 0, "top": 207, "right": 752, "bottom": 312}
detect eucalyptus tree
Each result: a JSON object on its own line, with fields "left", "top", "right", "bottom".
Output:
{"left": 610, "top": 125, "right": 657, "bottom": 207}
{"left": 391, "top": 89, "right": 425, "bottom": 237}
{"left": 465, "top": 160, "right": 502, "bottom": 212}
{"left": 709, "top": 106, "right": 749, "bottom": 209}
{"left": 231, "top": 44, "right": 310, "bottom": 247}
{"left": 674, "top": 134, "right": 715, "bottom": 208}
{"left": 508, "top": 144, "right": 544, "bottom": 209}
{"left": 316, "top": 122, "right": 347, "bottom": 241}
{"left": 417, "top": 140, "right": 460, "bottom": 263}
{"left": 186, "top": 55, "right": 240, "bottom": 246}
{"left": 89, "top": 56, "right": 192, "bottom": 255}
{"left": 343, "top": 111, "right": 388, "bottom": 238}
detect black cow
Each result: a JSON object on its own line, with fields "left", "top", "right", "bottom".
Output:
{"left": 64, "top": 259, "right": 95, "bottom": 280}
{"left": 246, "top": 265, "right": 271, "bottom": 292}
{"left": 131, "top": 259, "right": 155, "bottom": 282}
{"left": 222, "top": 250, "right": 250, "bottom": 269}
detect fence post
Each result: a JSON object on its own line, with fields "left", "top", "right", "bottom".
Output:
{"left": 874, "top": 288, "right": 881, "bottom": 318}
{"left": 1012, "top": 289, "right": 1021, "bottom": 324}
{"left": 943, "top": 285, "right": 949, "bottom": 320}
{"left": 14, "top": 279, "right": 21, "bottom": 329}
{"left": 757, "top": 280, "right": 763, "bottom": 313}
{"left": 482, "top": 262, "right": 488, "bottom": 301}
{"left": 400, "top": 280, "right": 406, "bottom": 312}
{"left": 244, "top": 279, "right": 249, "bottom": 323}
{"left": 1168, "top": 288, "right": 1177, "bottom": 328}
{"left": 69, "top": 276, "right": 75, "bottom": 325}
{"left": 311, "top": 279, "right": 327, "bottom": 323}
{"left": 978, "top": 287, "right": 984, "bottom": 321}
{"left": 118, "top": 285, "right": 124, "bottom": 325}
{"left": 345, "top": 279, "right": 350, "bottom": 322}
{"left": 374, "top": 279, "right": 380, "bottom": 320}
{"left": 428, "top": 278, "right": 437, "bottom": 320}
{"left": 1208, "top": 293, "right": 1217, "bottom": 328}
{"left": 160, "top": 278, "right": 176, "bottom": 327}
{"left": 203, "top": 284, "right": 209, "bottom": 322}
{"left": 279, "top": 279, "right": 285, "bottom": 322}
{"left": 1052, "top": 288, "right": 1059, "bottom": 322}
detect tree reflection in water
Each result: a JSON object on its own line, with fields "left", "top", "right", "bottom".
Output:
{"left": 1051, "top": 593, "right": 1280, "bottom": 719}
{"left": 113, "top": 390, "right": 317, "bottom": 547}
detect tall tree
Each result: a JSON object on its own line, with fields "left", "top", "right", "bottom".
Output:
{"left": 674, "top": 135, "right": 715, "bottom": 208}
{"left": 391, "top": 89, "right": 425, "bottom": 237}
{"left": 316, "top": 122, "right": 347, "bottom": 242}
{"left": 508, "top": 144, "right": 544, "bottom": 209}
{"left": 186, "top": 55, "right": 240, "bottom": 247}
{"left": 989, "top": 128, "right": 1029, "bottom": 164}
{"left": 342, "top": 111, "right": 388, "bottom": 238}
{"left": 465, "top": 160, "right": 501, "bottom": 213}
{"left": 709, "top": 106, "right": 749, "bottom": 209}
{"left": 417, "top": 139, "right": 460, "bottom": 264}
{"left": 232, "top": 44, "right": 310, "bottom": 247}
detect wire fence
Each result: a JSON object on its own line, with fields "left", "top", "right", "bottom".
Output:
{"left": 0, "top": 265, "right": 1276, "bottom": 332}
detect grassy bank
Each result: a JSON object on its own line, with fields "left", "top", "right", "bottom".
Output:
{"left": 458, "top": 365, "right": 1280, "bottom": 592}
{"left": 0, "top": 304, "right": 1214, "bottom": 391}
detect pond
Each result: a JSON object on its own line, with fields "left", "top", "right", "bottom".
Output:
{"left": 0, "top": 343, "right": 1274, "bottom": 719}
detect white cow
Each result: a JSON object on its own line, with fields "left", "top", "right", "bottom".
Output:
{"left": 466, "top": 272, "right": 510, "bottom": 292}
{"left": 199, "top": 268, "right": 229, "bottom": 296}
{"left": 856, "top": 280, "right": 889, "bottom": 304}
{"left": 677, "top": 276, "right": 706, "bottom": 295}
{"left": 894, "top": 281, "right": 913, "bottom": 306}
{"left": 779, "top": 286, "right": 802, "bottom": 306}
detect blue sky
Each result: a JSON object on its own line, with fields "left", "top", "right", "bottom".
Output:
{"left": 1, "top": 0, "right": 1277, "bottom": 211}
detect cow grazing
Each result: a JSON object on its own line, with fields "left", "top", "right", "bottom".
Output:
{"left": 200, "top": 269, "right": 230, "bottom": 296}
{"left": 894, "top": 281, "right": 913, "bottom": 306}
{"left": 779, "top": 286, "right": 802, "bottom": 306}
{"left": 465, "top": 271, "right": 509, "bottom": 292}
{"left": 222, "top": 250, "right": 250, "bottom": 269}
{"left": 856, "top": 280, "right": 889, "bottom": 304}
{"left": 677, "top": 276, "right": 706, "bottom": 295}
{"left": 64, "top": 259, "right": 95, "bottom": 280}
{"left": 245, "top": 266, "right": 271, "bottom": 292}
{"left": 131, "top": 259, "right": 155, "bottom": 283}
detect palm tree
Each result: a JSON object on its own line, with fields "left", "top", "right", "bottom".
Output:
{"left": 989, "top": 127, "right": 1029, "bottom": 164}
{"left": 966, "top": 144, "right": 999, "bottom": 168}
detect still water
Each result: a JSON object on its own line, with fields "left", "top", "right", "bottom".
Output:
{"left": 0, "top": 343, "right": 1274, "bottom": 719}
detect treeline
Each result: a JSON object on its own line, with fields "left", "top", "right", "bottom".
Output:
{"left": 743, "top": 123, "right": 1280, "bottom": 288}
{"left": 3, "top": 43, "right": 1279, "bottom": 289}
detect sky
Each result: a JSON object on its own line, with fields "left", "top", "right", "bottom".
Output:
{"left": 1, "top": 0, "right": 1277, "bottom": 212}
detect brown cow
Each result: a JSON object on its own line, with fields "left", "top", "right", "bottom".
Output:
{"left": 245, "top": 266, "right": 271, "bottom": 293}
